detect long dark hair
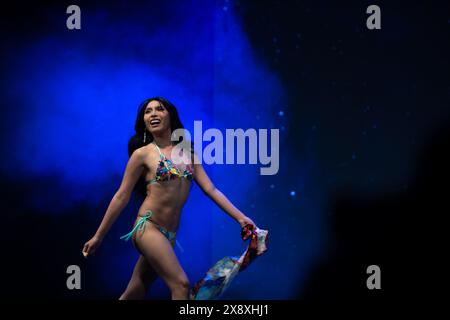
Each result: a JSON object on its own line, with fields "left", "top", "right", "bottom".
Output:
{"left": 127, "top": 97, "right": 185, "bottom": 199}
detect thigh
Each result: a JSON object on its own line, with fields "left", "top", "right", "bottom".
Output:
{"left": 134, "top": 222, "right": 189, "bottom": 288}
{"left": 129, "top": 254, "right": 158, "bottom": 286}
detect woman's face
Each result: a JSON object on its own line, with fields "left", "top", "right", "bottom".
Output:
{"left": 144, "top": 100, "right": 171, "bottom": 135}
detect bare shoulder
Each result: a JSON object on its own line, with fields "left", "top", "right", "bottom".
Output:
{"left": 138, "top": 143, "right": 160, "bottom": 169}
{"left": 129, "top": 145, "right": 153, "bottom": 166}
{"left": 141, "top": 143, "right": 159, "bottom": 157}
{"left": 131, "top": 146, "right": 146, "bottom": 159}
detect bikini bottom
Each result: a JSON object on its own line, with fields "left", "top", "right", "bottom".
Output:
{"left": 120, "top": 209, "right": 183, "bottom": 252}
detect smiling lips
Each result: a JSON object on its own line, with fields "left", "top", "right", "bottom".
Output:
{"left": 150, "top": 119, "right": 161, "bottom": 127}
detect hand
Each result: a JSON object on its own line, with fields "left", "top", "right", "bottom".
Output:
{"left": 238, "top": 216, "right": 257, "bottom": 229}
{"left": 82, "top": 235, "right": 102, "bottom": 258}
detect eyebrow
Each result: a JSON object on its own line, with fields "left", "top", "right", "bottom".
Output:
{"left": 145, "top": 103, "right": 164, "bottom": 111}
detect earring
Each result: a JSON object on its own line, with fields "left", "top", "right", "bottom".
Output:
{"left": 143, "top": 130, "right": 147, "bottom": 143}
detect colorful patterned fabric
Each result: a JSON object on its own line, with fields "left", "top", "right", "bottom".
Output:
{"left": 147, "top": 142, "right": 193, "bottom": 185}
{"left": 190, "top": 224, "right": 269, "bottom": 300}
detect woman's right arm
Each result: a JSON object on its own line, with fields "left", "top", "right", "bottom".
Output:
{"left": 83, "top": 148, "right": 146, "bottom": 256}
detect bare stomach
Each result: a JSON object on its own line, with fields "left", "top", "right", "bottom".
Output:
{"left": 133, "top": 179, "right": 192, "bottom": 233}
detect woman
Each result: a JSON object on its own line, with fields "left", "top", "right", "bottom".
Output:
{"left": 82, "top": 97, "right": 257, "bottom": 300}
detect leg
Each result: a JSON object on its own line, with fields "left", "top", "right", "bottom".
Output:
{"left": 119, "top": 255, "right": 158, "bottom": 300}
{"left": 135, "top": 222, "right": 190, "bottom": 300}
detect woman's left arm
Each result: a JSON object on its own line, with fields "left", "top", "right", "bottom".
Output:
{"left": 193, "top": 156, "right": 256, "bottom": 228}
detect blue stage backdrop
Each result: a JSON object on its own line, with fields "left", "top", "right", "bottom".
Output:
{"left": 1, "top": 0, "right": 448, "bottom": 301}
{"left": 0, "top": 0, "right": 320, "bottom": 299}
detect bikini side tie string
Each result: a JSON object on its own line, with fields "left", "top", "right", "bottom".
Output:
{"left": 119, "top": 210, "right": 153, "bottom": 241}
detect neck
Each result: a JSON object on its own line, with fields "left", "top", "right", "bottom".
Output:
{"left": 152, "top": 130, "right": 172, "bottom": 148}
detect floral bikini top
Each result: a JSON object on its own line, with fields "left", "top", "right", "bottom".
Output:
{"left": 147, "top": 142, "right": 194, "bottom": 185}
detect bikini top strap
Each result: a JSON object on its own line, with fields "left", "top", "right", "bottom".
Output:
{"left": 153, "top": 142, "right": 164, "bottom": 160}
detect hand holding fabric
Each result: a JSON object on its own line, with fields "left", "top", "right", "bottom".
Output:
{"left": 190, "top": 223, "right": 269, "bottom": 300}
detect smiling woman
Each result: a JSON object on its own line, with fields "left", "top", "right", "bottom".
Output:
{"left": 82, "top": 97, "right": 263, "bottom": 300}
